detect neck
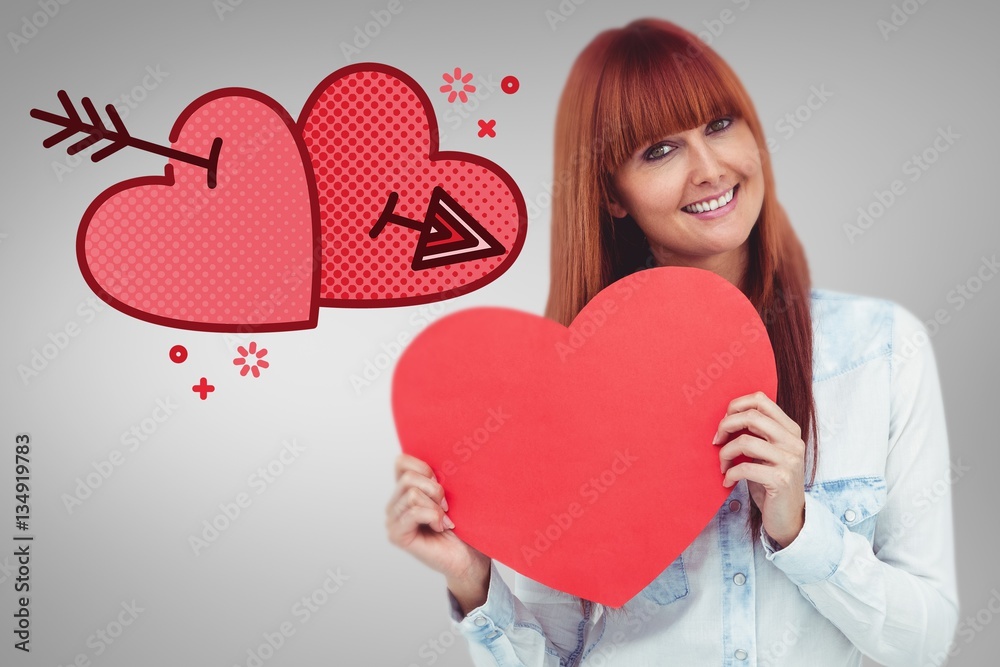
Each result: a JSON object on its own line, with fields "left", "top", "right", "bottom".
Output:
{"left": 649, "top": 244, "right": 749, "bottom": 293}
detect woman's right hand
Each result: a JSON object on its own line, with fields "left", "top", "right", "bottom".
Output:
{"left": 386, "top": 453, "right": 491, "bottom": 612}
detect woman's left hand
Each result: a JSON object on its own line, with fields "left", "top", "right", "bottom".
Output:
{"left": 713, "top": 391, "right": 806, "bottom": 548}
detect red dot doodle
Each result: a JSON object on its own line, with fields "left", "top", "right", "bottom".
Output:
{"left": 501, "top": 76, "right": 519, "bottom": 94}
{"left": 169, "top": 345, "right": 188, "bottom": 364}
{"left": 477, "top": 119, "right": 497, "bottom": 138}
{"left": 192, "top": 377, "right": 215, "bottom": 400}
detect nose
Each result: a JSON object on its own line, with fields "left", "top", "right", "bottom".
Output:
{"left": 686, "top": 136, "right": 726, "bottom": 186}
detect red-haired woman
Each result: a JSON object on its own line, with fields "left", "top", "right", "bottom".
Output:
{"left": 386, "top": 18, "right": 958, "bottom": 666}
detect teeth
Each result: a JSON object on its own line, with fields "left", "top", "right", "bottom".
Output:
{"left": 684, "top": 187, "right": 735, "bottom": 214}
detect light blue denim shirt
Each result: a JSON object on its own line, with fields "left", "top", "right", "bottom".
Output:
{"left": 447, "top": 289, "right": 959, "bottom": 666}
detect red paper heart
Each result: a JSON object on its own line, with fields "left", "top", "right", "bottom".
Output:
{"left": 77, "top": 89, "right": 320, "bottom": 332}
{"left": 298, "top": 63, "right": 527, "bottom": 307}
{"left": 392, "top": 267, "right": 776, "bottom": 606}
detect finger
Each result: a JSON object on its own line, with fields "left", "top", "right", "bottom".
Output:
{"left": 724, "top": 391, "right": 800, "bottom": 437}
{"left": 714, "top": 407, "right": 787, "bottom": 448}
{"left": 722, "top": 460, "right": 796, "bottom": 491}
{"left": 388, "top": 502, "right": 453, "bottom": 544}
{"left": 388, "top": 485, "right": 441, "bottom": 521}
{"left": 394, "top": 453, "right": 437, "bottom": 482}
{"left": 385, "top": 472, "right": 448, "bottom": 515}
{"left": 392, "top": 454, "right": 454, "bottom": 510}
{"left": 718, "top": 434, "right": 780, "bottom": 474}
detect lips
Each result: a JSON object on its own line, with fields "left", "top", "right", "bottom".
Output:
{"left": 682, "top": 184, "right": 738, "bottom": 214}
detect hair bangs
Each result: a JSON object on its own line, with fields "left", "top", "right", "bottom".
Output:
{"left": 595, "top": 29, "right": 746, "bottom": 174}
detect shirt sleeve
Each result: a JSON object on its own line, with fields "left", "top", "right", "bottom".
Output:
{"left": 446, "top": 561, "right": 605, "bottom": 666}
{"left": 759, "top": 302, "right": 960, "bottom": 666}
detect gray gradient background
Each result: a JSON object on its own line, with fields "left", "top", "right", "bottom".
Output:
{"left": 1, "top": 0, "right": 996, "bottom": 665}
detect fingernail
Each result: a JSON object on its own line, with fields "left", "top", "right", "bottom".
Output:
{"left": 441, "top": 497, "right": 449, "bottom": 512}
{"left": 712, "top": 432, "right": 720, "bottom": 445}
{"left": 444, "top": 515, "right": 455, "bottom": 530}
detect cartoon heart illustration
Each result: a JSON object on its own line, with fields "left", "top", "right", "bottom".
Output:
{"left": 76, "top": 89, "right": 320, "bottom": 332}
{"left": 298, "top": 63, "right": 527, "bottom": 307}
{"left": 392, "top": 267, "right": 777, "bottom": 606}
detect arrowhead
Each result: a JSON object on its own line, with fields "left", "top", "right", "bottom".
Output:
{"left": 411, "top": 186, "right": 506, "bottom": 270}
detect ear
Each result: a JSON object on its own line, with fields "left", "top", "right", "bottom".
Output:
{"left": 606, "top": 189, "right": 629, "bottom": 219}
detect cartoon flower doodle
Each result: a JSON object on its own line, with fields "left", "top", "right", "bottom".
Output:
{"left": 440, "top": 68, "right": 476, "bottom": 103}
{"left": 234, "top": 341, "right": 269, "bottom": 378}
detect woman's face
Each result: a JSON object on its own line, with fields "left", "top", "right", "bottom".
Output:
{"left": 608, "top": 116, "right": 764, "bottom": 281}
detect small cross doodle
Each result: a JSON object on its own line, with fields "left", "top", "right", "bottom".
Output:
{"left": 192, "top": 377, "right": 215, "bottom": 400}
{"left": 477, "top": 119, "right": 496, "bottom": 138}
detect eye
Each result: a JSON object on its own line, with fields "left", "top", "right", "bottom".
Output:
{"left": 706, "top": 117, "right": 733, "bottom": 134}
{"left": 643, "top": 142, "right": 675, "bottom": 161}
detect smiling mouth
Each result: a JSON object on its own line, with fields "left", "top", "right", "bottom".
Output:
{"left": 682, "top": 184, "right": 738, "bottom": 214}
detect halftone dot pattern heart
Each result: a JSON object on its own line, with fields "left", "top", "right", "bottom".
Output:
{"left": 302, "top": 70, "right": 516, "bottom": 302}
{"left": 82, "top": 95, "right": 316, "bottom": 329}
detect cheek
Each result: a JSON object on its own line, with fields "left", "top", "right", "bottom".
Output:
{"left": 630, "top": 176, "right": 686, "bottom": 214}
{"left": 732, "top": 129, "right": 765, "bottom": 181}
{"left": 737, "top": 152, "right": 763, "bottom": 181}
{"left": 741, "top": 159, "right": 766, "bottom": 219}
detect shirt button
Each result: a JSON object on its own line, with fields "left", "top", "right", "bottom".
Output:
{"left": 844, "top": 509, "right": 857, "bottom": 522}
{"left": 474, "top": 616, "right": 488, "bottom": 626}
{"left": 729, "top": 500, "right": 742, "bottom": 512}
{"left": 733, "top": 572, "right": 746, "bottom": 586}
{"left": 734, "top": 648, "right": 748, "bottom": 660}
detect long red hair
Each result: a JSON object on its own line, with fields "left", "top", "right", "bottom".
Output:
{"left": 545, "top": 18, "right": 819, "bottom": 612}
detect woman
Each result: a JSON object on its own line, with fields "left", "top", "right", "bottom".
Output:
{"left": 386, "top": 18, "right": 958, "bottom": 666}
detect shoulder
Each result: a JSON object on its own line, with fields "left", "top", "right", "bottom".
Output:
{"left": 809, "top": 288, "right": 927, "bottom": 382}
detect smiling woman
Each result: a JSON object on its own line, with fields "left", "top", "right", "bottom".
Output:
{"left": 545, "top": 17, "right": 802, "bottom": 323}
{"left": 386, "top": 17, "right": 959, "bottom": 667}
{"left": 545, "top": 12, "right": 818, "bottom": 607}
